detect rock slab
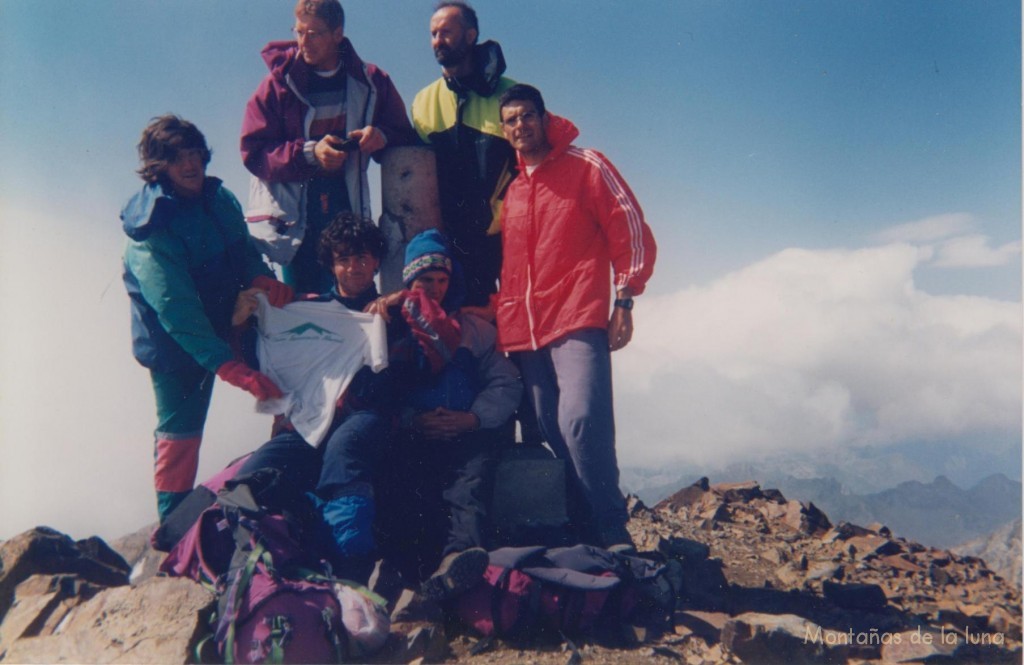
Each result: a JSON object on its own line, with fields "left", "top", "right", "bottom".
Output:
{"left": 0, "top": 575, "right": 213, "bottom": 664}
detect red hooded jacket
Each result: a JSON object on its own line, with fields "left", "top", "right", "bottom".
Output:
{"left": 495, "top": 115, "right": 657, "bottom": 352}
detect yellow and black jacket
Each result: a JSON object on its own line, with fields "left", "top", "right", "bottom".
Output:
{"left": 412, "top": 41, "right": 517, "bottom": 242}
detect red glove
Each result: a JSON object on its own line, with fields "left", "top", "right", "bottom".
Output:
{"left": 401, "top": 289, "right": 462, "bottom": 374}
{"left": 216, "top": 360, "right": 283, "bottom": 400}
{"left": 251, "top": 275, "right": 294, "bottom": 308}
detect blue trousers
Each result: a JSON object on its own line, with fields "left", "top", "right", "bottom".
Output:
{"left": 239, "top": 410, "right": 386, "bottom": 572}
{"left": 240, "top": 410, "right": 385, "bottom": 497}
{"left": 517, "top": 328, "right": 631, "bottom": 547}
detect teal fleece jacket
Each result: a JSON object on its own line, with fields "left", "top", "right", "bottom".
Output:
{"left": 122, "top": 177, "right": 272, "bottom": 373}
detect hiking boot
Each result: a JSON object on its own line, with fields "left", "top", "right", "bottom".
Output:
{"left": 391, "top": 588, "right": 443, "bottom": 623}
{"left": 420, "top": 548, "right": 489, "bottom": 601}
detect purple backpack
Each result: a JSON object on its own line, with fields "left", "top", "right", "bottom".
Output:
{"left": 213, "top": 535, "right": 346, "bottom": 664}
{"left": 162, "top": 468, "right": 385, "bottom": 663}
{"left": 456, "top": 544, "right": 678, "bottom": 643}
{"left": 160, "top": 504, "right": 234, "bottom": 585}
{"left": 456, "top": 545, "right": 628, "bottom": 639}
{"left": 160, "top": 462, "right": 319, "bottom": 582}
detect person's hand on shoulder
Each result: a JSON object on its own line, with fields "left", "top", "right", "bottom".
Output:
{"left": 364, "top": 290, "right": 405, "bottom": 322}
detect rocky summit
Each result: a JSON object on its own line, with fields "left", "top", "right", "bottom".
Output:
{"left": 0, "top": 479, "right": 1020, "bottom": 664}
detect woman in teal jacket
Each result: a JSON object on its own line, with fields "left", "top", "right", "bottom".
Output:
{"left": 121, "top": 115, "right": 292, "bottom": 521}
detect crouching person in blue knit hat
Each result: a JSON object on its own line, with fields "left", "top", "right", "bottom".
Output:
{"left": 369, "top": 229, "right": 522, "bottom": 601}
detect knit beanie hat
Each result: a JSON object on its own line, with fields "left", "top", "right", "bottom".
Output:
{"left": 402, "top": 229, "right": 466, "bottom": 311}
{"left": 403, "top": 229, "right": 453, "bottom": 287}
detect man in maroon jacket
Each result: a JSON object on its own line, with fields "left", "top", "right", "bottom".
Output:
{"left": 495, "top": 84, "right": 657, "bottom": 550}
{"left": 241, "top": 0, "right": 414, "bottom": 294}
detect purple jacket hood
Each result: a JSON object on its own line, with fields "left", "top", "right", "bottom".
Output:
{"left": 259, "top": 37, "right": 372, "bottom": 92}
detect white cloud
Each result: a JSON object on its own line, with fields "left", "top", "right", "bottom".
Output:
{"left": 871, "top": 213, "right": 1021, "bottom": 270}
{"left": 613, "top": 243, "right": 1021, "bottom": 467}
{"left": 0, "top": 203, "right": 274, "bottom": 541}
{"left": 875, "top": 212, "right": 975, "bottom": 243}
{"left": 933, "top": 234, "right": 1022, "bottom": 268}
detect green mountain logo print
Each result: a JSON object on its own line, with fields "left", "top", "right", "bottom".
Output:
{"left": 274, "top": 322, "right": 345, "bottom": 343}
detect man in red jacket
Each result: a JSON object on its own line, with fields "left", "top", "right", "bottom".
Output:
{"left": 495, "top": 84, "right": 657, "bottom": 549}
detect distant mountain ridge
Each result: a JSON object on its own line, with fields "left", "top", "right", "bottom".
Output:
{"left": 627, "top": 471, "right": 1020, "bottom": 549}
{"left": 953, "top": 518, "right": 1022, "bottom": 588}
{"left": 623, "top": 438, "right": 1021, "bottom": 492}
{"left": 622, "top": 439, "right": 1021, "bottom": 550}
{"left": 774, "top": 473, "right": 1021, "bottom": 548}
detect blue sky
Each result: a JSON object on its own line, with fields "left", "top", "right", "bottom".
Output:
{"left": 0, "top": 1, "right": 1020, "bottom": 539}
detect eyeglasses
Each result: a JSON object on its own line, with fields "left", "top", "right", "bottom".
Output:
{"left": 293, "top": 27, "right": 332, "bottom": 40}
{"left": 501, "top": 111, "right": 540, "bottom": 128}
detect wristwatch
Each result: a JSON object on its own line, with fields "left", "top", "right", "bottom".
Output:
{"left": 613, "top": 298, "right": 634, "bottom": 310}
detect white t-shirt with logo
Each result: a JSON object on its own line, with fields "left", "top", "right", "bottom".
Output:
{"left": 254, "top": 294, "right": 388, "bottom": 447}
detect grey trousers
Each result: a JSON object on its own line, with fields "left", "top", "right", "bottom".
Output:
{"left": 517, "top": 328, "right": 632, "bottom": 547}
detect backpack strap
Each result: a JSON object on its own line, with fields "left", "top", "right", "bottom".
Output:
{"left": 217, "top": 541, "right": 271, "bottom": 663}
{"left": 322, "top": 605, "right": 347, "bottom": 663}
{"left": 218, "top": 481, "right": 264, "bottom": 518}
{"left": 265, "top": 615, "right": 290, "bottom": 664}
{"left": 193, "top": 627, "right": 217, "bottom": 664}
{"left": 488, "top": 566, "right": 545, "bottom": 638}
{"left": 489, "top": 567, "right": 513, "bottom": 637}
